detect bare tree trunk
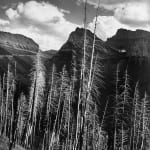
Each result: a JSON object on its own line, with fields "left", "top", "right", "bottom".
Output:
{"left": 4, "top": 64, "right": 10, "bottom": 136}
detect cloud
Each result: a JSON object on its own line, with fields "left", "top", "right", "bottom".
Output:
{"left": 78, "top": 0, "right": 146, "bottom": 6}
{"left": 0, "top": 1, "right": 79, "bottom": 50}
{"left": 60, "top": 9, "right": 70, "bottom": 14}
{"left": 88, "top": 16, "right": 127, "bottom": 40}
{"left": 16, "top": 1, "right": 65, "bottom": 23}
{"left": 114, "top": 2, "right": 150, "bottom": 26}
{"left": 0, "top": 18, "right": 9, "bottom": 26}
{"left": 5, "top": 8, "right": 19, "bottom": 20}
{"left": 79, "top": 0, "right": 150, "bottom": 27}
{"left": 88, "top": 15, "right": 150, "bottom": 41}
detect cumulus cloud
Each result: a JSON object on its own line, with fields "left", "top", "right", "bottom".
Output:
{"left": 88, "top": 16, "right": 127, "bottom": 40}
{"left": 0, "top": 1, "right": 79, "bottom": 50}
{"left": 5, "top": 8, "right": 19, "bottom": 20}
{"left": 88, "top": 16, "right": 150, "bottom": 41}
{"left": 16, "top": 1, "right": 65, "bottom": 23}
{"left": 114, "top": 2, "right": 150, "bottom": 26}
{"left": 79, "top": 0, "right": 150, "bottom": 26}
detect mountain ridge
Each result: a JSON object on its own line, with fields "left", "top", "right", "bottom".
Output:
{"left": 106, "top": 28, "right": 150, "bottom": 56}
{"left": 0, "top": 31, "right": 39, "bottom": 54}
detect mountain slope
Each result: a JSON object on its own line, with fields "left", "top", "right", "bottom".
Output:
{"left": 0, "top": 31, "right": 39, "bottom": 55}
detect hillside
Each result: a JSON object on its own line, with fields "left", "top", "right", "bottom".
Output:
{"left": 0, "top": 31, "right": 39, "bottom": 54}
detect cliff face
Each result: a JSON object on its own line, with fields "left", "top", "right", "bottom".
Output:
{"left": 106, "top": 29, "right": 150, "bottom": 56}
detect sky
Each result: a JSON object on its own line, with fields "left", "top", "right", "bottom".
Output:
{"left": 0, "top": 0, "right": 150, "bottom": 50}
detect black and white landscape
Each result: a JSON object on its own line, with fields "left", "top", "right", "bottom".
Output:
{"left": 0, "top": 0, "right": 150, "bottom": 150}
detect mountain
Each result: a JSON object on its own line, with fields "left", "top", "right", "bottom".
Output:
{"left": 41, "top": 50, "right": 57, "bottom": 59}
{"left": 50, "top": 27, "right": 121, "bottom": 73}
{"left": 59, "top": 27, "right": 119, "bottom": 56}
{"left": 106, "top": 28, "right": 150, "bottom": 56}
{"left": 0, "top": 31, "right": 39, "bottom": 55}
{"left": 0, "top": 31, "right": 56, "bottom": 96}
{"left": 1, "top": 28, "right": 150, "bottom": 95}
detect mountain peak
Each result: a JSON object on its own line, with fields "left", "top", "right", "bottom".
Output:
{"left": 68, "top": 27, "right": 103, "bottom": 43}
{"left": 60, "top": 27, "right": 104, "bottom": 53}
